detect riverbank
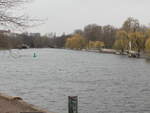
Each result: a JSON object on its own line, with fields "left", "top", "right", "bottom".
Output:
{"left": 85, "top": 48, "right": 150, "bottom": 59}
{"left": 0, "top": 93, "right": 53, "bottom": 113}
{"left": 1, "top": 48, "right": 149, "bottom": 59}
{"left": 86, "top": 48, "right": 116, "bottom": 54}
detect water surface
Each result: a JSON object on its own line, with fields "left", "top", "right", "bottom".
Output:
{"left": 0, "top": 49, "right": 150, "bottom": 113}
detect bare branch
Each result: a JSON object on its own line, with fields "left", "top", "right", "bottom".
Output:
{"left": 0, "top": 0, "right": 39, "bottom": 29}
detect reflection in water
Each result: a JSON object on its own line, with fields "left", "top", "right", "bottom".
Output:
{"left": 145, "top": 58, "right": 150, "bottom": 64}
{"left": 0, "top": 49, "right": 150, "bottom": 113}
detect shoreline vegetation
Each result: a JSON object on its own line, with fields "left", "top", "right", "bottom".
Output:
{"left": 83, "top": 48, "right": 148, "bottom": 59}
{"left": 0, "top": 17, "right": 150, "bottom": 59}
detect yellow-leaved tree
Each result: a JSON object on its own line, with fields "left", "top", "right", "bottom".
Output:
{"left": 89, "top": 41, "right": 95, "bottom": 49}
{"left": 65, "top": 34, "right": 87, "bottom": 50}
{"left": 89, "top": 41, "right": 105, "bottom": 50}
{"left": 113, "top": 30, "right": 129, "bottom": 52}
{"left": 145, "top": 38, "right": 150, "bottom": 54}
{"left": 94, "top": 41, "right": 105, "bottom": 49}
{"left": 128, "top": 32, "right": 145, "bottom": 52}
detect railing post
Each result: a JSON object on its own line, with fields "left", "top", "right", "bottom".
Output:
{"left": 68, "top": 96, "right": 78, "bottom": 113}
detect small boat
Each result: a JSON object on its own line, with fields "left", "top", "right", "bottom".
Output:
{"left": 128, "top": 51, "right": 140, "bottom": 58}
{"left": 18, "top": 44, "right": 29, "bottom": 49}
{"left": 128, "top": 41, "right": 140, "bottom": 58}
{"left": 115, "top": 51, "right": 121, "bottom": 55}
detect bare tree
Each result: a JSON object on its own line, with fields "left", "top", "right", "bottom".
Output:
{"left": 122, "top": 17, "right": 140, "bottom": 33}
{"left": 0, "top": 0, "right": 35, "bottom": 28}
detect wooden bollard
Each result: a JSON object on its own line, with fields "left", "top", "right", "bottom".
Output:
{"left": 68, "top": 96, "right": 78, "bottom": 113}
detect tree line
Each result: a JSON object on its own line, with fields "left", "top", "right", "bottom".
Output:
{"left": 1, "top": 17, "right": 150, "bottom": 54}
{"left": 65, "top": 17, "right": 150, "bottom": 55}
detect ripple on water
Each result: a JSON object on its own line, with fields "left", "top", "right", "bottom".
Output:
{"left": 0, "top": 49, "right": 150, "bottom": 113}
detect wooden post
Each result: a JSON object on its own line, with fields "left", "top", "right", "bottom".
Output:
{"left": 68, "top": 96, "right": 78, "bottom": 113}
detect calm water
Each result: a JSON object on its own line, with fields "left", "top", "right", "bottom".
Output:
{"left": 0, "top": 49, "right": 150, "bottom": 113}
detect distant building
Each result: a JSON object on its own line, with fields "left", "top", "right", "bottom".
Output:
{"left": 9, "top": 33, "right": 19, "bottom": 37}
{"left": 0, "top": 30, "right": 11, "bottom": 36}
{"left": 22, "top": 32, "right": 29, "bottom": 36}
{"left": 21, "top": 32, "right": 41, "bottom": 37}
{"left": 0, "top": 30, "right": 19, "bottom": 37}
{"left": 18, "top": 44, "right": 30, "bottom": 49}
{"left": 29, "top": 33, "right": 41, "bottom": 37}
{"left": 0, "top": 30, "right": 41, "bottom": 38}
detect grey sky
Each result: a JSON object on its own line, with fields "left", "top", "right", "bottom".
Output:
{"left": 25, "top": 0, "right": 150, "bottom": 35}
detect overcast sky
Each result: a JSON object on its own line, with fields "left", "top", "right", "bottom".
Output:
{"left": 25, "top": 0, "right": 150, "bottom": 35}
